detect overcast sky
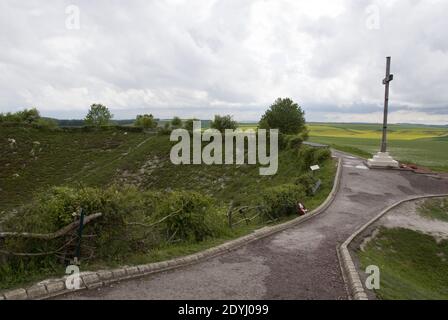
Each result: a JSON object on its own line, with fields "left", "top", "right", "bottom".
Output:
{"left": 1, "top": 0, "right": 447, "bottom": 124}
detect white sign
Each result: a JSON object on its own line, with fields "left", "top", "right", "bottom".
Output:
{"left": 310, "top": 165, "right": 320, "bottom": 171}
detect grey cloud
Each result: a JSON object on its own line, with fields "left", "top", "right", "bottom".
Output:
{"left": 0, "top": 0, "right": 447, "bottom": 125}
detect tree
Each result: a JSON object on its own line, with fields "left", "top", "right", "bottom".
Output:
{"left": 84, "top": 104, "right": 113, "bottom": 127}
{"left": 259, "top": 98, "right": 306, "bottom": 135}
{"left": 135, "top": 114, "right": 157, "bottom": 129}
{"left": 0, "top": 108, "right": 40, "bottom": 124}
{"left": 171, "top": 116, "right": 182, "bottom": 128}
{"left": 210, "top": 115, "right": 237, "bottom": 133}
{"left": 183, "top": 118, "right": 199, "bottom": 132}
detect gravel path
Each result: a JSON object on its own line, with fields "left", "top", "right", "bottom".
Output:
{"left": 59, "top": 152, "right": 448, "bottom": 300}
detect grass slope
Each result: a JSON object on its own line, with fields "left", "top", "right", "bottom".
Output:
{"left": 0, "top": 126, "right": 334, "bottom": 212}
{"left": 0, "top": 125, "right": 336, "bottom": 290}
{"left": 358, "top": 227, "right": 448, "bottom": 300}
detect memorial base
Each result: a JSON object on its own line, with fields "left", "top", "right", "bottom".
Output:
{"left": 367, "top": 152, "right": 399, "bottom": 168}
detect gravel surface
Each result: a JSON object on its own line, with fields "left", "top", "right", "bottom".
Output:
{"left": 59, "top": 151, "right": 448, "bottom": 300}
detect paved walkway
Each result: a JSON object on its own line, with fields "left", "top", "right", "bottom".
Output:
{"left": 60, "top": 152, "right": 448, "bottom": 300}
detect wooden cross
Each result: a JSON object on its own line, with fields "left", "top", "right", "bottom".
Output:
{"left": 380, "top": 57, "right": 394, "bottom": 153}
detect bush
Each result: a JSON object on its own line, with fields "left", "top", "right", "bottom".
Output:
{"left": 260, "top": 184, "right": 306, "bottom": 220}
{"left": 278, "top": 134, "right": 303, "bottom": 150}
{"left": 171, "top": 116, "right": 182, "bottom": 129}
{"left": 1, "top": 186, "right": 159, "bottom": 264}
{"left": 211, "top": 115, "right": 237, "bottom": 133}
{"left": 135, "top": 114, "right": 157, "bottom": 129}
{"left": 295, "top": 173, "right": 317, "bottom": 196}
{"left": 183, "top": 119, "right": 198, "bottom": 133}
{"left": 155, "top": 191, "right": 217, "bottom": 242}
{"left": 159, "top": 122, "right": 173, "bottom": 135}
{"left": 297, "top": 146, "right": 331, "bottom": 170}
{"left": 313, "top": 148, "right": 332, "bottom": 163}
{"left": 0, "top": 108, "right": 59, "bottom": 129}
{"left": 0, "top": 185, "right": 224, "bottom": 286}
{"left": 34, "top": 118, "right": 59, "bottom": 130}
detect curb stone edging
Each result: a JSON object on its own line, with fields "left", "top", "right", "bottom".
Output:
{"left": 0, "top": 158, "right": 342, "bottom": 301}
{"left": 337, "top": 193, "right": 448, "bottom": 300}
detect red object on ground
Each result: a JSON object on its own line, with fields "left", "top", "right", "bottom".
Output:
{"left": 297, "top": 202, "right": 308, "bottom": 216}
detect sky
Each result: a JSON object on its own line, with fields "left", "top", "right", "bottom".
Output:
{"left": 1, "top": 0, "right": 447, "bottom": 124}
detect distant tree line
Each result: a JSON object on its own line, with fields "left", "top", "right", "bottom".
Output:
{"left": 1, "top": 98, "right": 308, "bottom": 137}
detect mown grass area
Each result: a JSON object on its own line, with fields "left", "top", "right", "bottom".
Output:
{"left": 358, "top": 227, "right": 448, "bottom": 300}
{"left": 0, "top": 124, "right": 336, "bottom": 290}
{"left": 307, "top": 123, "right": 448, "bottom": 172}
{"left": 418, "top": 197, "right": 448, "bottom": 223}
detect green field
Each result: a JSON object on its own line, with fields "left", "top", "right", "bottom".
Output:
{"left": 237, "top": 122, "right": 448, "bottom": 171}
{"left": 307, "top": 123, "right": 448, "bottom": 171}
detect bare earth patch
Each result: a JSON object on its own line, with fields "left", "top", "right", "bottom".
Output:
{"left": 379, "top": 199, "right": 448, "bottom": 241}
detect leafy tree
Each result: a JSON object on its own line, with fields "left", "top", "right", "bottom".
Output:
{"left": 183, "top": 118, "right": 199, "bottom": 132}
{"left": 0, "top": 108, "right": 40, "bottom": 124}
{"left": 210, "top": 115, "right": 237, "bottom": 133}
{"left": 20, "top": 108, "right": 41, "bottom": 124}
{"left": 84, "top": 104, "right": 113, "bottom": 127}
{"left": 135, "top": 114, "right": 157, "bottom": 129}
{"left": 171, "top": 116, "right": 182, "bottom": 128}
{"left": 259, "top": 98, "right": 306, "bottom": 135}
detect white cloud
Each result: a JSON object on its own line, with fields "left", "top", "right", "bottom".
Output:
{"left": 0, "top": 0, "right": 447, "bottom": 124}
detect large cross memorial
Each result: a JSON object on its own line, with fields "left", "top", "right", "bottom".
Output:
{"left": 367, "top": 56, "right": 399, "bottom": 168}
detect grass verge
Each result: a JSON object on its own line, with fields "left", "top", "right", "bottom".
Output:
{"left": 417, "top": 197, "right": 448, "bottom": 222}
{"left": 358, "top": 227, "right": 448, "bottom": 300}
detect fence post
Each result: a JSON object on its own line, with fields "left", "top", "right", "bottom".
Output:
{"left": 227, "top": 201, "right": 234, "bottom": 229}
{"left": 73, "top": 208, "right": 85, "bottom": 265}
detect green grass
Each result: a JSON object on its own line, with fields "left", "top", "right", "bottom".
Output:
{"left": 0, "top": 125, "right": 335, "bottom": 212}
{"left": 358, "top": 227, "right": 448, "bottom": 300}
{"left": 307, "top": 123, "right": 448, "bottom": 172}
{"left": 417, "top": 197, "right": 448, "bottom": 222}
{"left": 0, "top": 126, "right": 150, "bottom": 211}
{"left": 237, "top": 122, "right": 448, "bottom": 171}
{"left": 0, "top": 124, "right": 336, "bottom": 290}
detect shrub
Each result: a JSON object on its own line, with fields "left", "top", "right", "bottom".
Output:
{"left": 171, "top": 116, "right": 182, "bottom": 129}
{"left": 297, "top": 146, "right": 331, "bottom": 170}
{"left": 183, "top": 119, "right": 199, "bottom": 133}
{"left": 1, "top": 186, "right": 159, "bottom": 263}
{"left": 211, "top": 115, "right": 237, "bottom": 133}
{"left": 34, "top": 118, "right": 59, "bottom": 130}
{"left": 0, "top": 108, "right": 57, "bottom": 129}
{"left": 159, "top": 122, "right": 172, "bottom": 135}
{"left": 313, "top": 148, "right": 332, "bottom": 163}
{"left": 155, "top": 191, "right": 217, "bottom": 242}
{"left": 0, "top": 185, "right": 225, "bottom": 285}
{"left": 278, "top": 134, "right": 303, "bottom": 150}
{"left": 135, "top": 114, "right": 157, "bottom": 129}
{"left": 260, "top": 184, "right": 306, "bottom": 220}
{"left": 295, "top": 173, "right": 317, "bottom": 196}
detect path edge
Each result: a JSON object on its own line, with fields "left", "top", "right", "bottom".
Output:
{"left": 0, "top": 157, "right": 343, "bottom": 301}
{"left": 337, "top": 193, "right": 448, "bottom": 300}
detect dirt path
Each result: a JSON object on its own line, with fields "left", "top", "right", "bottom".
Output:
{"left": 59, "top": 152, "right": 448, "bottom": 300}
